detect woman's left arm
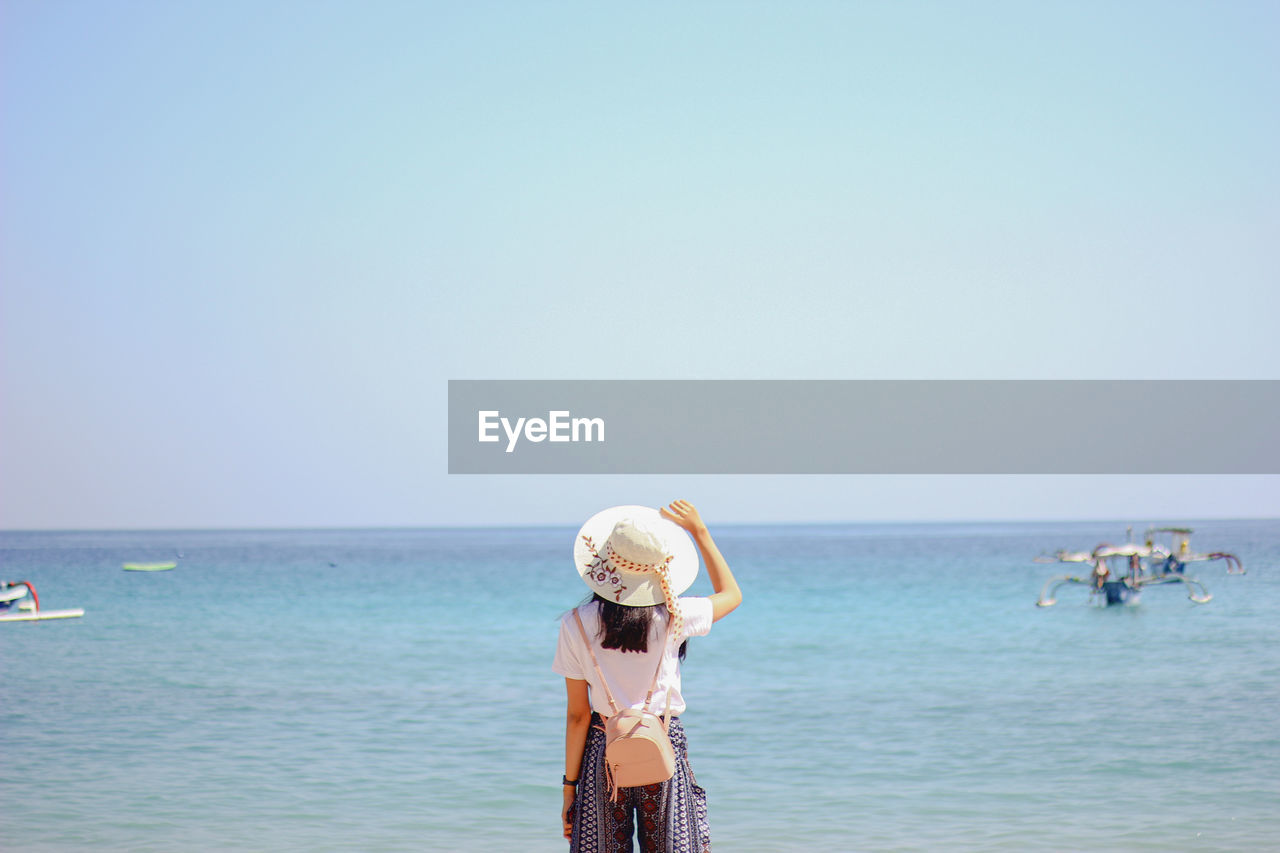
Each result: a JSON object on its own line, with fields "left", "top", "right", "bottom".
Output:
{"left": 562, "top": 677, "right": 591, "bottom": 839}
{"left": 662, "top": 500, "right": 742, "bottom": 621}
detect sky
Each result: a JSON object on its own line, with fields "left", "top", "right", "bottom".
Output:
{"left": 2, "top": 1, "right": 1277, "bottom": 530}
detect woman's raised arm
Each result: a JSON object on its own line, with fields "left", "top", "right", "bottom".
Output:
{"left": 660, "top": 500, "right": 742, "bottom": 622}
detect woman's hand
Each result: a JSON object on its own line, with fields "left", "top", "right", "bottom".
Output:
{"left": 660, "top": 499, "right": 707, "bottom": 536}
{"left": 562, "top": 786, "right": 575, "bottom": 839}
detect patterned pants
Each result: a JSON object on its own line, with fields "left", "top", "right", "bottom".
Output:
{"left": 570, "top": 713, "right": 711, "bottom": 852}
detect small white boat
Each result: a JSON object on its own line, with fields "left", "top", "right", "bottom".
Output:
{"left": 122, "top": 561, "right": 176, "bottom": 572}
{"left": 0, "top": 581, "right": 85, "bottom": 622}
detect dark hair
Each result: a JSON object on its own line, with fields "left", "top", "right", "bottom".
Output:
{"left": 591, "top": 594, "right": 688, "bottom": 661}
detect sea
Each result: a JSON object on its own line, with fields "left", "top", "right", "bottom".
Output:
{"left": 2, "top": 519, "right": 1278, "bottom": 852}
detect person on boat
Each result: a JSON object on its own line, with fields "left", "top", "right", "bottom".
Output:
{"left": 553, "top": 500, "right": 743, "bottom": 852}
{"left": 1092, "top": 561, "right": 1110, "bottom": 589}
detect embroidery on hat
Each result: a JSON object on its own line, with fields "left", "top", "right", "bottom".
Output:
{"left": 581, "top": 535, "right": 628, "bottom": 602}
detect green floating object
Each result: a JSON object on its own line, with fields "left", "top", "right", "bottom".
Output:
{"left": 122, "top": 562, "right": 177, "bottom": 571}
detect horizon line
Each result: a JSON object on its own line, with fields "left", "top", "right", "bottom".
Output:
{"left": 2, "top": 514, "right": 1276, "bottom": 535}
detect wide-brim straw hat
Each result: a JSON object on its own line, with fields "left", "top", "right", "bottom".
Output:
{"left": 573, "top": 505, "right": 699, "bottom": 607}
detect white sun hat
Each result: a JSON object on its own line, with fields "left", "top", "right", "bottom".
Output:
{"left": 573, "top": 505, "right": 699, "bottom": 609}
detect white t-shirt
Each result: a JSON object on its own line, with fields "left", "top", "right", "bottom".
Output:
{"left": 552, "top": 596, "right": 714, "bottom": 717}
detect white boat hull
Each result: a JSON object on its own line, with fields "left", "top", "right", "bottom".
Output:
{"left": 0, "top": 608, "right": 85, "bottom": 622}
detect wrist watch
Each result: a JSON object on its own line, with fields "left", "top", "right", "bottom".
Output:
{"left": 562, "top": 775, "right": 578, "bottom": 787}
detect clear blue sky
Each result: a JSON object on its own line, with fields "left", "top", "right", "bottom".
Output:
{"left": 2, "top": 1, "right": 1277, "bottom": 529}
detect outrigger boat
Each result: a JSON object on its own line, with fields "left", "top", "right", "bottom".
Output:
{"left": 1036, "top": 527, "right": 1243, "bottom": 607}
{"left": 0, "top": 581, "right": 85, "bottom": 622}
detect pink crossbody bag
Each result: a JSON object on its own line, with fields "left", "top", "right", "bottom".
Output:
{"left": 574, "top": 609, "right": 677, "bottom": 799}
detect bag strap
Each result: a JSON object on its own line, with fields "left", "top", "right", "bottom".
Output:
{"left": 574, "top": 609, "right": 621, "bottom": 715}
{"left": 641, "top": 618, "right": 672, "bottom": 718}
{"left": 574, "top": 606, "right": 673, "bottom": 718}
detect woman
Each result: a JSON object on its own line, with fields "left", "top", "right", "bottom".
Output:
{"left": 553, "top": 500, "right": 743, "bottom": 852}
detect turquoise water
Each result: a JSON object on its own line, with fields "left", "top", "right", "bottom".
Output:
{"left": 3, "top": 520, "right": 1278, "bottom": 851}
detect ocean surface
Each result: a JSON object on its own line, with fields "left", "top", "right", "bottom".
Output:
{"left": 3, "top": 519, "right": 1278, "bottom": 852}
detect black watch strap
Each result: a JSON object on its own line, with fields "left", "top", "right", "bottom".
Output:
{"left": 562, "top": 775, "right": 578, "bottom": 786}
